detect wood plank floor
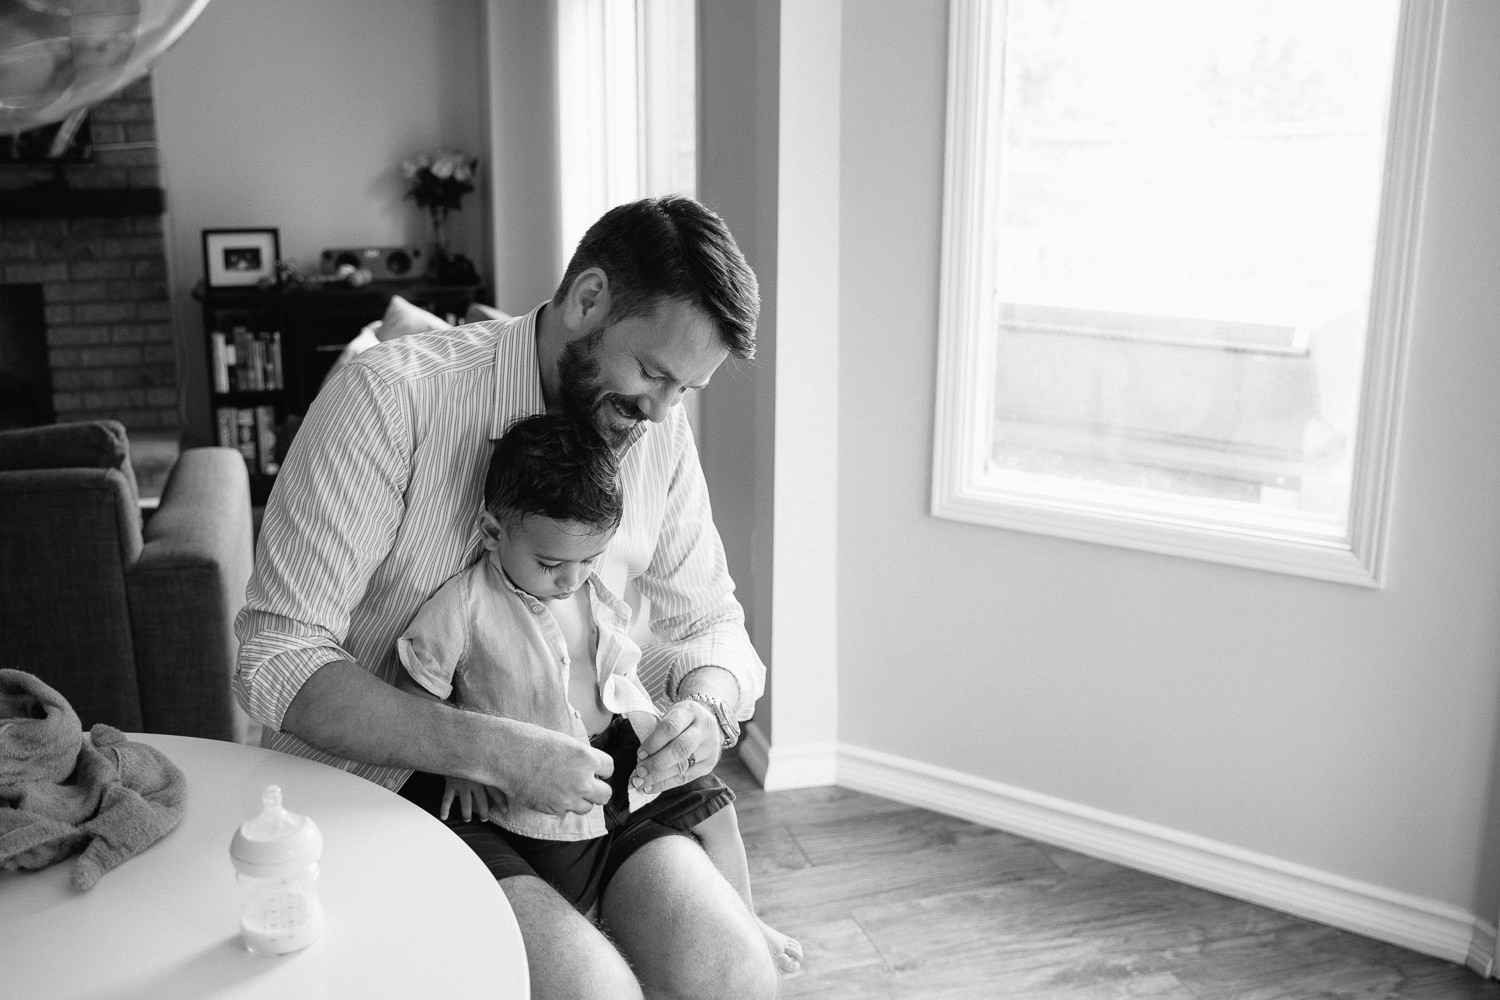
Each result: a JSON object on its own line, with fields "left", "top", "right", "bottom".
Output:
{"left": 718, "top": 753, "right": 1500, "bottom": 999}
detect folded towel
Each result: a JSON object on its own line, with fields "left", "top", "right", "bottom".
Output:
{"left": 0, "top": 669, "right": 186, "bottom": 889}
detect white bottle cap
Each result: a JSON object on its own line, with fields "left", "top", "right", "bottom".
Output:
{"left": 229, "top": 785, "right": 323, "bottom": 879}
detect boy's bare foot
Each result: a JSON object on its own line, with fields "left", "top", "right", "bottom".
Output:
{"left": 759, "top": 917, "right": 803, "bottom": 974}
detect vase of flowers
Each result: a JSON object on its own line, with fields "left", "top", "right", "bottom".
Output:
{"left": 401, "top": 149, "right": 480, "bottom": 283}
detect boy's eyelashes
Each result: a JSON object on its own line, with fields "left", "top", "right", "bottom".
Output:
{"left": 536, "top": 557, "right": 599, "bottom": 571}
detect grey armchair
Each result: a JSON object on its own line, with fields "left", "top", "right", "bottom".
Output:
{"left": 0, "top": 420, "right": 252, "bottom": 741}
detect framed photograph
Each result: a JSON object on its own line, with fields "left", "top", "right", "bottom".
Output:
{"left": 202, "top": 228, "right": 280, "bottom": 289}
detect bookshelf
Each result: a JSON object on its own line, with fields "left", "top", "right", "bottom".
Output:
{"left": 195, "top": 281, "right": 481, "bottom": 502}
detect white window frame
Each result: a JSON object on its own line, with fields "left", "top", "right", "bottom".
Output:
{"left": 931, "top": 0, "right": 1445, "bottom": 587}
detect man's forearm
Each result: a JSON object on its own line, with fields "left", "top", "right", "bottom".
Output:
{"left": 279, "top": 660, "right": 494, "bottom": 781}
{"left": 280, "top": 661, "right": 616, "bottom": 818}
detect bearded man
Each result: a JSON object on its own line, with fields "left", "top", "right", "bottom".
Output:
{"left": 234, "top": 196, "right": 776, "bottom": 1000}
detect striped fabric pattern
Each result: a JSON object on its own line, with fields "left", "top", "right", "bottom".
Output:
{"left": 233, "top": 307, "right": 765, "bottom": 790}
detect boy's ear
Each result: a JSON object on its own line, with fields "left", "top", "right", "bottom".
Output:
{"left": 477, "top": 510, "right": 506, "bottom": 551}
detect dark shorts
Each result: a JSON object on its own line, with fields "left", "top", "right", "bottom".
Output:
{"left": 398, "top": 715, "right": 735, "bottom": 914}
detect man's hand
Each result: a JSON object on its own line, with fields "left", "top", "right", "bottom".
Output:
{"left": 480, "top": 717, "right": 615, "bottom": 816}
{"left": 631, "top": 699, "right": 721, "bottom": 794}
{"left": 282, "top": 664, "right": 616, "bottom": 817}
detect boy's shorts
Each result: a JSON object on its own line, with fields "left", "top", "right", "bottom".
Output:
{"left": 398, "top": 715, "right": 735, "bottom": 914}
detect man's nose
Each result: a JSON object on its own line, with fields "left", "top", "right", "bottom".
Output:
{"left": 637, "top": 391, "right": 673, "bottom": 423}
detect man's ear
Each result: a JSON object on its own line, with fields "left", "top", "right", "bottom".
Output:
{"left": 562, "top": 268, "right": 610, "bottom": 331}
{"left": 477, "top": 510, "right": 507, "bottom": 552}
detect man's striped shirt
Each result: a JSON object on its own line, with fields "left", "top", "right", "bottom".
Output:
{"left": 233, "top": 306, "right": 765, "bottom": 790}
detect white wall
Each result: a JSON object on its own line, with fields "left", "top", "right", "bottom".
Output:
{"left": 697, "top": 0, "right": 843, "bottom": 784}
{"left": 483, "top": 0, "right": 564, "bottom": 312}
{"left": 153, "top": 0, "right": 489, "bottom": 442}
{"left": 697, "top": 2, "right": 779, "bottom": 695}
{"left": 831, "top": 0, "right": 1500, "bottom": 946}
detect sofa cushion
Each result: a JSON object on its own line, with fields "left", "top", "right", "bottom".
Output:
{"left": 464, "top": 302, "right": 513, "bottom": 324}
{"left": 0, "top": 420, "right": 140, "bottom": 513}
{"left": 377, "top": 294, "right": 452, "bottom": 342}
{"left": 323, "top": 296, "right": 456, "bottom": 390}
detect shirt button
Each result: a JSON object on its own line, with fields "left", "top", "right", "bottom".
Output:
{"left": 530, "top": 604, "right": 544, "bottom": 615}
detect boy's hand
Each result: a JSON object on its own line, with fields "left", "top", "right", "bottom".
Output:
{"left": 441, "top": 777, "right": 505, "bottom": 822}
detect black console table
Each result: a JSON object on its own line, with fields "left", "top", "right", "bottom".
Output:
{"left": 194, "top": 281, "right": 482, "bottom": 500}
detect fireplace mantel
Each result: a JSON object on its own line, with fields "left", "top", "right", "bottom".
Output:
{"left": 0, "top": 187, "right": 166, "bottom": 219}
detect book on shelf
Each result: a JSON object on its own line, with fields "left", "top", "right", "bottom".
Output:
{"left": 235, "top": 407, "right": 256, "bottom": 467}
{"left": 269, "top": 331, "right": 283, "bottom": 388}
{"left": 210, "top": 332, "right": 229, "bottom": 393}
{"left": 215, "top": 405, "right": 281, "bottom": 478}
{"left": 255, "top": 404, "right": 280, "bottom": 475}
{"left": 213, "top": 406, "right": 236, "bottom": 450}
{"left": 210, "top": 327, "right": 284, "bottom": 392}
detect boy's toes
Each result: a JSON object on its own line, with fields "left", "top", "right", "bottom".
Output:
{"left": 777, "top": 938, "right": 803, "bottom": 973}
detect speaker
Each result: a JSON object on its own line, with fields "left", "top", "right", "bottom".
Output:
{"left": 320, "top": 246, "right": 425, "bottom": 281}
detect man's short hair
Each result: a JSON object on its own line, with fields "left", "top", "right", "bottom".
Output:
{"left": 484, "top": 414, "right": 623, "bottom": 533}
{"left": 553, "top": 195, "right": 759, "bottom": 360}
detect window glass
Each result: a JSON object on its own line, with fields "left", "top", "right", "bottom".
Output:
{"left": 556, "top": 0, "right": 697, "bottom": 252}
{"left": 934, "top": 0, "right": 1435, "bottom": 584}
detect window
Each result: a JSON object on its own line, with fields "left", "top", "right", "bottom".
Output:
{"left": 556, "top": 0, "right": 697, "bottom": 254}
{"left": 933, "top": 0, "right": 1443, "bottom": 585}
{"left": 556, "top": 0, "right": 700, "bottom": 432}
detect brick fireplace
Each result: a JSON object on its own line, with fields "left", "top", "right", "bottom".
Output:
{"left": 0, "top": 77, "right": 179, "bottom": 436}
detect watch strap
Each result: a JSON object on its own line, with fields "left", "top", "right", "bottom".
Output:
{"left": 683, "top": 691, "right": 740, "bottom": 749}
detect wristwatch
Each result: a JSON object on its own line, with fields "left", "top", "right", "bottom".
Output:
{"left": 683, "top": 691, "right": 740, "bottom": 749}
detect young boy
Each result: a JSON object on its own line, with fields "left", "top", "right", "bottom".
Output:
{"left": 396, "top": 413, "right": 800, "bottom": 972}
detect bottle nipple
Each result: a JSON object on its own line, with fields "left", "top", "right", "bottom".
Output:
{"left": 230, "top": 784, "right": 322, "bottom": 874}
{"left": 243, "top": 785, "right": 298, "bottom": 841}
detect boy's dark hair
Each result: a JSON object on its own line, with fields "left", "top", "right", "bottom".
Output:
{"left": 552, "top": 195, "right": 759, "bottom": 360}
{"left": 484, "top": 414, "right": 623, "bottom": 532}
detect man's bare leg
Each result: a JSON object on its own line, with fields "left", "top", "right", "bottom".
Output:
{"left": 501, "top": 875, "right": 643, "bottom": 1000}
{"left": 600, "top": 835, "right": 778, "bottom": 1000}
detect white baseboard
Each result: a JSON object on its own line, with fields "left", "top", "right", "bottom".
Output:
{"left": 1469, "top": 920, "right": 1496, "bottom": 979}
{"left": 832, "top": 741, "right": 1494, "bottom": 974}
{"left": 738, "top": 723, "right": 838, "bottom": 790}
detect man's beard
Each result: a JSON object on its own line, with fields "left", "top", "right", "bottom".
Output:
{"left": 556, "top": 327, "right": 642, "bottom": 449}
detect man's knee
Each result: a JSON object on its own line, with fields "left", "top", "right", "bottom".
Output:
{"left": 669, "top": 931, "right": 777, "bottom": 1000}
{"left": 502, "top": 875, "right": 644, "bottom": 1000}
{"left": 601, "top": 838, "right": 777, "bottom": 1000}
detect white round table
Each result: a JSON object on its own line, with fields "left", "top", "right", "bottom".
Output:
{"left": 0, "top": 733, "right": 529, "bottom": 999}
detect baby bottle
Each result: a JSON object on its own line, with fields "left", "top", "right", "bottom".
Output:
{"left": 229, "top": 784, "right": 325, "bottom": 955}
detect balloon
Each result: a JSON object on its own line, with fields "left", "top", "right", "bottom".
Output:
{"left": 0, "top": 0, "right": 212, "bottom": 132}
